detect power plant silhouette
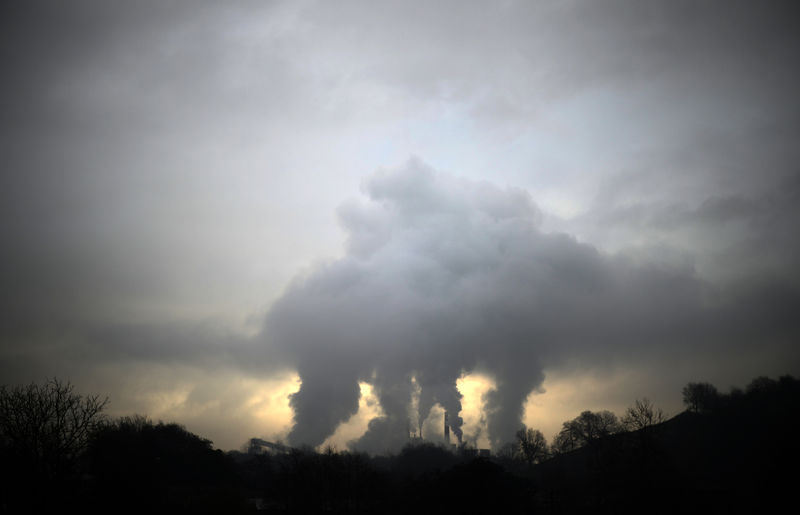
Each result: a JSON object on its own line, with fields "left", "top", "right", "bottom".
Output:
{"left": 248, "top": 410, "right": 489, "bottom": 456}
{"left": 406, "top": 410, "right": 490, "bottom": 457}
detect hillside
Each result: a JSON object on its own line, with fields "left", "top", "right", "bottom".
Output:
{"left": 531, "top": 377, "right": 800, "bottom": 514}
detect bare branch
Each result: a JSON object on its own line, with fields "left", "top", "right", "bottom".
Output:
{"left": 0, "top": 378, "right": 108, "bottom": 478}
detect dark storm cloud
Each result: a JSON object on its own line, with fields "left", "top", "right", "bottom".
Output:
{"left": 263, "top": 159, "right": 799, "bottom": 451}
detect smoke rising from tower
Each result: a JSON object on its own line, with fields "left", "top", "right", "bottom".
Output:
{"left": 444, "top": 411, "right": 450, "bottom": 444}
{"left": 262, "top": 158, "right": 790, "bottom": 452}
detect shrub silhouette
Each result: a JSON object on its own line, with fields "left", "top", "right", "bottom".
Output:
{"left": 86, "top": 415, "right": 247, "bottom": 514}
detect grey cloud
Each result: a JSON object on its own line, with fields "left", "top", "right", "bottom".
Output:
{"left": 0, "top": 317, "right": 273, "bottom": 391}
{"left": 0, "top": 0, "right": 325, "bottom": 341}
{"left": 86, "top": 322, "right": 244, "bottom": 367}
{"left": 565, "top": 170, "right": 800, "bottom": 290}
{"left": 585, "top": 194, "right": 760, "bottom": 233}
{"left": 296, "top": 0, "right": 800, "bottom": 126}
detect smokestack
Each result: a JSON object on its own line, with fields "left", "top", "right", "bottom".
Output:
{"left": 444, "top": 411, "right": 450, "bottom": 444}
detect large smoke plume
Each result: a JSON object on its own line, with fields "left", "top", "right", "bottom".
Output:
{"left": 263, "top": 158, "right": 797, "bottom": 452}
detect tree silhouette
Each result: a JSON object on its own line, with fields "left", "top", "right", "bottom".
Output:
{"left": 0, "top": 378, "right": 107, "bottom": 468}
{"left": 622, "top": 398, "right": 666, "bottom": 432}
{"left": 551, "top": 425, "right": 580, "bottom": 454}
{"left": 87, "top": 415, "right": 247, "bottom": 513}
{"left": 745, "top": 376, "right": 778, "bottom": 396}
{"left": 554, "top": 410, "right": 620, "bottom": 452}
{"left": 515, "top": 427, "right": 548, "bottom": 464}
{"left": 682, "top": 382, "right": 719, "bottom": 413}
{"left": 0, "top": 378, "right": 107, "bottom": 511}
{"left": 621, "top": 397, "right": 667, "bottom": 474}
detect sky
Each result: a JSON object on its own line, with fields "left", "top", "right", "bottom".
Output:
{"left": 1, "top": 0, "right": 799, "bottom": 452}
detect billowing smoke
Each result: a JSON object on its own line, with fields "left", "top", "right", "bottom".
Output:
{"left": 262, "top": 158, "right": 796, "bottom": 452}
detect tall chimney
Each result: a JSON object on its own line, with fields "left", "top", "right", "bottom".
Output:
{"left": 444, "top": 411, "right": 450, "bottom": 444}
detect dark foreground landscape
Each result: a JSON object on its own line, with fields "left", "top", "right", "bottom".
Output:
{"left": 1, "top": 374, "right": 798, "bottom": 514}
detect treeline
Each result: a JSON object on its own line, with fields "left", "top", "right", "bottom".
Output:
{"left": 0, "top": 380, "right": 248, "bottom": 514}
{"left": 1, "top": 375, "right": 798, "bottom": 513}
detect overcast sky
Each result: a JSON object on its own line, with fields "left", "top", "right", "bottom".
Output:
{"left": 2, "top": 0, "right": 798, "bottom": 451}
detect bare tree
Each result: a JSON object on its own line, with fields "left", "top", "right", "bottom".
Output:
{"left": 622, "top": 398, "right": 666, "bottom": 432}
{"left": 0, "top": 378, "right": 107, "bottom": 478}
